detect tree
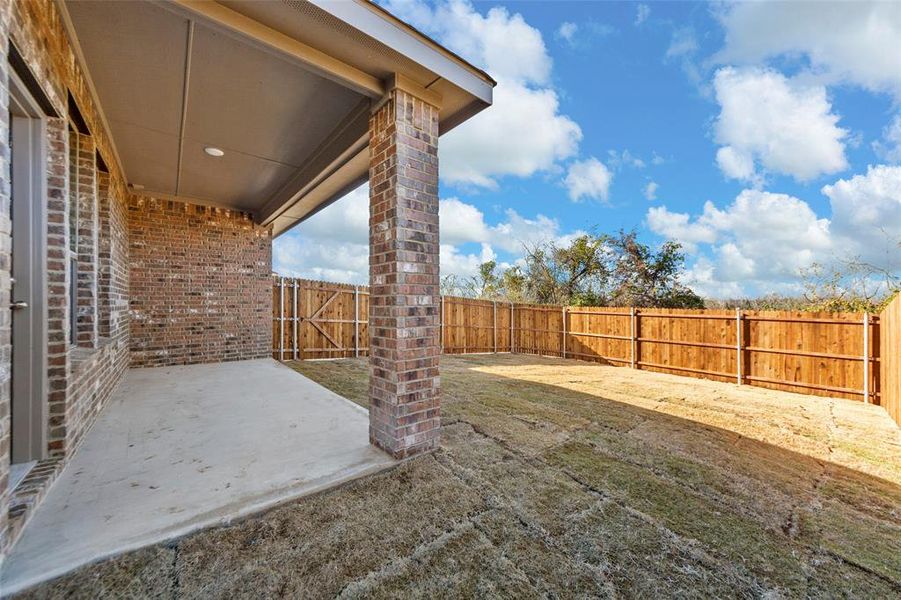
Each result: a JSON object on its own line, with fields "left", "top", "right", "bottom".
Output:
{"left": 499, "top": 265, "right": 527, "bottom": 302}
{"left": 605, "top": 231, "right": 704, "bottom": 308}
{"left": 462, "top": 260, "right": 501, "bottom": 299}
{"left": 440, "top": 274, "right": 464, "bottom": 297}
{"left": 799, "top": 257, "right": 899, "bottom": 312}
{"left": 453, "top": 229, "right": 703, "bottom": 308}
{"left": 507, "top": 234, "right": 609, "bottom": 305}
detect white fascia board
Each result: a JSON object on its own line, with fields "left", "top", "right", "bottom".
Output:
{"left": 308, "top": 0, "right": 494, "bottom": 105}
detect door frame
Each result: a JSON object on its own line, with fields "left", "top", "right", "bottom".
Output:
{"left": 9, "top": 68, "right": 49, "bottom": 464}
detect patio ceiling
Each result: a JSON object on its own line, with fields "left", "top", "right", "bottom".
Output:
{"left": 61, "top": 0, "right": 494, "bottom": 236}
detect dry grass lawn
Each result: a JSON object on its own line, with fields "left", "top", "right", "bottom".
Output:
{"left": 19, "top": 354, "right": 901, "bottom": 599}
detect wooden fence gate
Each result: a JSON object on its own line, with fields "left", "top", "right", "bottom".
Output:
{"left": 273, "top": 278, "right": 369, "bottom": 360}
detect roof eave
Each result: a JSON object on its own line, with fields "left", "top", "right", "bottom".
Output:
{"left": 308, "top": 0, "right": 496, "bottom": 103}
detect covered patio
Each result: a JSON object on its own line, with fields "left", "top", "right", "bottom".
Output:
{"left": 61, "top": 0, "right": 493, "bottom": 457}
{"left": 2, "top": 359, "right": 394, "bottom": 594}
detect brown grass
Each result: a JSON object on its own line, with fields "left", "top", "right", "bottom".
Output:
{"left": 20, "top": 354, "right": 901, "bottom": 598}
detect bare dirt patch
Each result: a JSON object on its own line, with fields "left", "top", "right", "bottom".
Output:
{"left": 19, "top": 354, "right": 901, "bottom": 598}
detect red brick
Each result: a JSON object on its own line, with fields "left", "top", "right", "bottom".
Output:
{"left": 368, "top": 88, "right": 441, "bottom": 459}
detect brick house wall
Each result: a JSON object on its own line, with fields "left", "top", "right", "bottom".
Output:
{"left": 1, "top": 0, "right": 133, "bottom": 559}
{"left": 128, "top": 197, "right": 272, "bottom": 368}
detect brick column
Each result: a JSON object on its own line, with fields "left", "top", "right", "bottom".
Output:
{"left": 368, "top": 79, "right": 441, "bottom": 458}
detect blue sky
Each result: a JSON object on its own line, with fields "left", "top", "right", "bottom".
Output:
{"left": 274, "top": 0, "right": 901, "bottom": 299}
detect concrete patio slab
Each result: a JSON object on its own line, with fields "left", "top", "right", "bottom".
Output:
{"left": 0, "top": 359, "right": 394, "bottom": 595}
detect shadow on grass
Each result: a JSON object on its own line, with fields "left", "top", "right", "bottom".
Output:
{"left": 292, "top": 353, "right": 901, "bottom": 591}
{"left": 440, "top": 354, "right": 901, "bottom": 590}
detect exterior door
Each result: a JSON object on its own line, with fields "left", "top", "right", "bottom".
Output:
{"left": 9, "top": 70, "right": 48, "bottom": 465}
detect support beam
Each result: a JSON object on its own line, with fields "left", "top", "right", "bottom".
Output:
{"left": 367, "top": 82, "right": 441, "bottom": 458}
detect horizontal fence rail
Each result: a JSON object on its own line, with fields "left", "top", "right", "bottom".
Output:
{"left": 275, "top": 277, "right": 899, "bottom": 417}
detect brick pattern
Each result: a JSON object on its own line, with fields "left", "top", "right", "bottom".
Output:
{"left": 73, "top": 132, "right": 98, "bottom": 348}
{"left": 128, "top": 197, "right": 273, "bottom": 368}
{"left": 5, "top": 457, "right": 63, "bottom": 547}
{"left": 368, "top": 88, "right": 441, "bottom": 458}
{"left": 46, "top": 118, "right": 72, "bottom": 456}
{"left": 3, "top": 0, "right": 133, "bottom": 558}
{"left": 97, "top": 172, "right": 111, "bottom": 337}
{"left": 48, "top": 124, "right": 129, "bottom": 460}
{"left": 0, "top": 0, "right": 12, "bottom": 563}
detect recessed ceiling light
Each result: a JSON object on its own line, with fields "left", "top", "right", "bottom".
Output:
{"left": 204, "top": 146, "right": 225, "bottom": 157}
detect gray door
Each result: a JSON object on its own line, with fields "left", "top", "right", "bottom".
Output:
{"left": 9, "top": 71, "right": 48, "bottom": 465}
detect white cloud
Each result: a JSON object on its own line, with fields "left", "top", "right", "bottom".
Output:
{"left": 564, "top": 157, "right": 613, "bottom": 202}
{"left": 699, "top": 191, "right": 832, "bottom": 280}
{"left": 643, "top": 181, "right": 658, "bottom": 201}
{"left": 664, "top": 27, "right": 701, "bottom": 83}
{"left": 715, "top": 0, "right": 901, "bottom": 99}
{"left": 715, "top": 146, "right": 755, "bottom": 182}
{"left": 821, "top": 165, "right": 901, "bottom": 267}
{"left": 645, "top": 204, "right": 718, "bottom": 253}
{"left": 441, "top": 81, "right": 582, "bottom": 187}
{"left": 381, "top": 0, "right": 551, "bottom": 85}
{"left": 647, "top": 190, "right": 832, "bottom": 295}
{"left": 381, "top": 0, "right": 582, "bottom": 188}
{"left": 647, "top": 166, "right": 901, "bottom": 297}
{"left": 635, "top": 4, "right": 650, "bottom": 26}
{"left": 273, "top": 186, "right": 586, "bottom": 283}
{"left": 285, "top": 185, "right": 368, "bottom": 244}
{"left": 273, "top": 234, "right": 368, "bottom": 284}
{"left": 873, "top": 114, "right": 901, "bottom": 164}
{"left": 681, "top": 257, "right": 746, "bottom": 299}
{"left": 439, "top": 197, "right": 492, "bottom": 246}
{"left": 440, "top": 196, "right": 574, "bottom": 253}
{"left": 666, "top": 27, "right": 698, "bottom": 59}
{"left": 272, "top": 186, "right": 369, "bottom": 283}
{"left": 441, "top": 243, "right": 496, "bottom": 280}
{"left": 491, "top": 209, "right": 573, "bottom": 252}
{"left": 555, "top": 20, "right": 614, "bottom": 48}
{"left": 713, "top": 67, "right": 848, "bottom": 182}
{"left": 607, "top": 149, "right": 645, "bottom": 170}
{"left": 557, "top": 22, "right": 577, "bottom": 44}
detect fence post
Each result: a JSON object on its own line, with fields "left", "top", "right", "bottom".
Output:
{"left": 510, "top": 303, "right": 515, "bottom": 354}
{"left": 863, "top": 311, "right": 869, "bottom": 403}
{"left": 562, "top": 306, "right": 567, "bottom": 359}
{"left": 463, "top": 300, "right": 467, "bottom": 355}
{"left": 440, "top": 295, "right": 445, "bottom": 353}
{"left": 736, "top": 308, "right": 742, "bottom": 385}
{"left": 278, "top": 277, "right": 285, "bottom": 361}
{"left": 629, "top": 307, "right": 636, "bottom": 369}
{"left": 493, "top": 300, "right": 498, "bottom": 353}
{"left": 293, "top": 279, "right": 299, "bottom": 360}
{"left": 354, "top": 285, "right": 360, "bottom": 359}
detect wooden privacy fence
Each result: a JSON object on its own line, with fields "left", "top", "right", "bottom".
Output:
{"left": 274, "top": 277, "right": 900, "bottom": 422}
{"left": 880, "top": 294, "right": 901, "bottom": 425}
